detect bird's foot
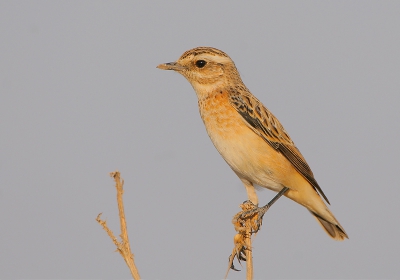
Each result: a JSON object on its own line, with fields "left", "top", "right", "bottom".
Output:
{"left": 228, "top": 187, "right": 290, "bottom": 273}
{"left": 234, "top": 200, "right": 269, "bottom": 233}
{"left": 228, "top": 201, "right": 263, "bottom": 272}
{"left": 234, "top": 187, "right": 290, "bottom": 234}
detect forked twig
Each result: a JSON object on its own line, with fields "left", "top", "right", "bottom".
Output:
{"left": 96, "top": 171, "right": 141, "bottom": 279}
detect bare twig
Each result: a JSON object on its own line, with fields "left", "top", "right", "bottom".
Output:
{"left": 244, "top": 215, "right": 253, "bottom": 280}
{"left": 96, "top": 171, "right": 141, "bottom": 280}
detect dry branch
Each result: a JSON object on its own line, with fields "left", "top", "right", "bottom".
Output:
{"left": 96, "top": 171, "right": 141, "bottom": 279}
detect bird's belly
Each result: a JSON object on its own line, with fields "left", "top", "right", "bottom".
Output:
{"left": 218, "top": 129, "right": 283, "bottom": 189}
{"left": 202, "top": 110, "right": 285, "bottom": 192}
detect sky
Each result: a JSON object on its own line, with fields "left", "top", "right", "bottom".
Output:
{"left": 1, "top": 1, "right": 399, "bottom": 279}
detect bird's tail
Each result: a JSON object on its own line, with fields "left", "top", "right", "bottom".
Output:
{"left": 309, "top": 210, "right": 348, "bottom": 241}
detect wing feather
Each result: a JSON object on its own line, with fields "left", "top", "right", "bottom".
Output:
{"left": 229, "top": 90, "right": 330, "bottom": 204}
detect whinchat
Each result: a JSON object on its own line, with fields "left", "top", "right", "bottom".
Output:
{"left": 157, "top": 47, "right": 348, "bottom": 240}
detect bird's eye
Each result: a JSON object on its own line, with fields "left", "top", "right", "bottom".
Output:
{"left": 195, "top": 60, "right": 207, "bottom": 68}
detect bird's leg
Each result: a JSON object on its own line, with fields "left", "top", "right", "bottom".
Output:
{"left": 255, "top": 186, "right": 289, "bottom": 229}
{"left": 238, "top": 187, "right": 289, "bottom": 233}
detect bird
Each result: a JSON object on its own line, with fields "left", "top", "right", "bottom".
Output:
{"left": 157, "top": 47, "right": 348, "bottom": 240}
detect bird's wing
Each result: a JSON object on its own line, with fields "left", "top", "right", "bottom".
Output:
{"left": 229, "top": 90, "right": 330, "bottom": 204}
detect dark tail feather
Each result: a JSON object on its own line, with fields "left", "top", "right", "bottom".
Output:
{"left": 310, "top": 211, "right": 348, "bottom": 241}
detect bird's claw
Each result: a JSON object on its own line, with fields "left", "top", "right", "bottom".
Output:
{"left": 229, "top": 247, "right": 247, "bottom": 271}
{"left": 236, "top": 201, "right": 270, "bottom": 233}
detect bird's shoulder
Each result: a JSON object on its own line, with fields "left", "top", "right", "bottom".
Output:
{"left": 228, "top": 86, "right": 296, "bottom": 149}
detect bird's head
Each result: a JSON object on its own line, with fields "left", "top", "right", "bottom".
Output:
{"left": 157, "top": 47, "right": 242, "bottom": 92}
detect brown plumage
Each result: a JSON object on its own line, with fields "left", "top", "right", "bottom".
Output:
{"left": 157, "top": 47, "right": 348, "bottom": 240}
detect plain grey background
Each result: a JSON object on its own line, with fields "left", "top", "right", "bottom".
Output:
{"left": 1, "top": 1, "right": 399, "bottom": 279}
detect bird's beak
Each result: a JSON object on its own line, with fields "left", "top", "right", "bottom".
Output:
{"left": 157, "top": 62, "right": 186, "bottom": 71}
